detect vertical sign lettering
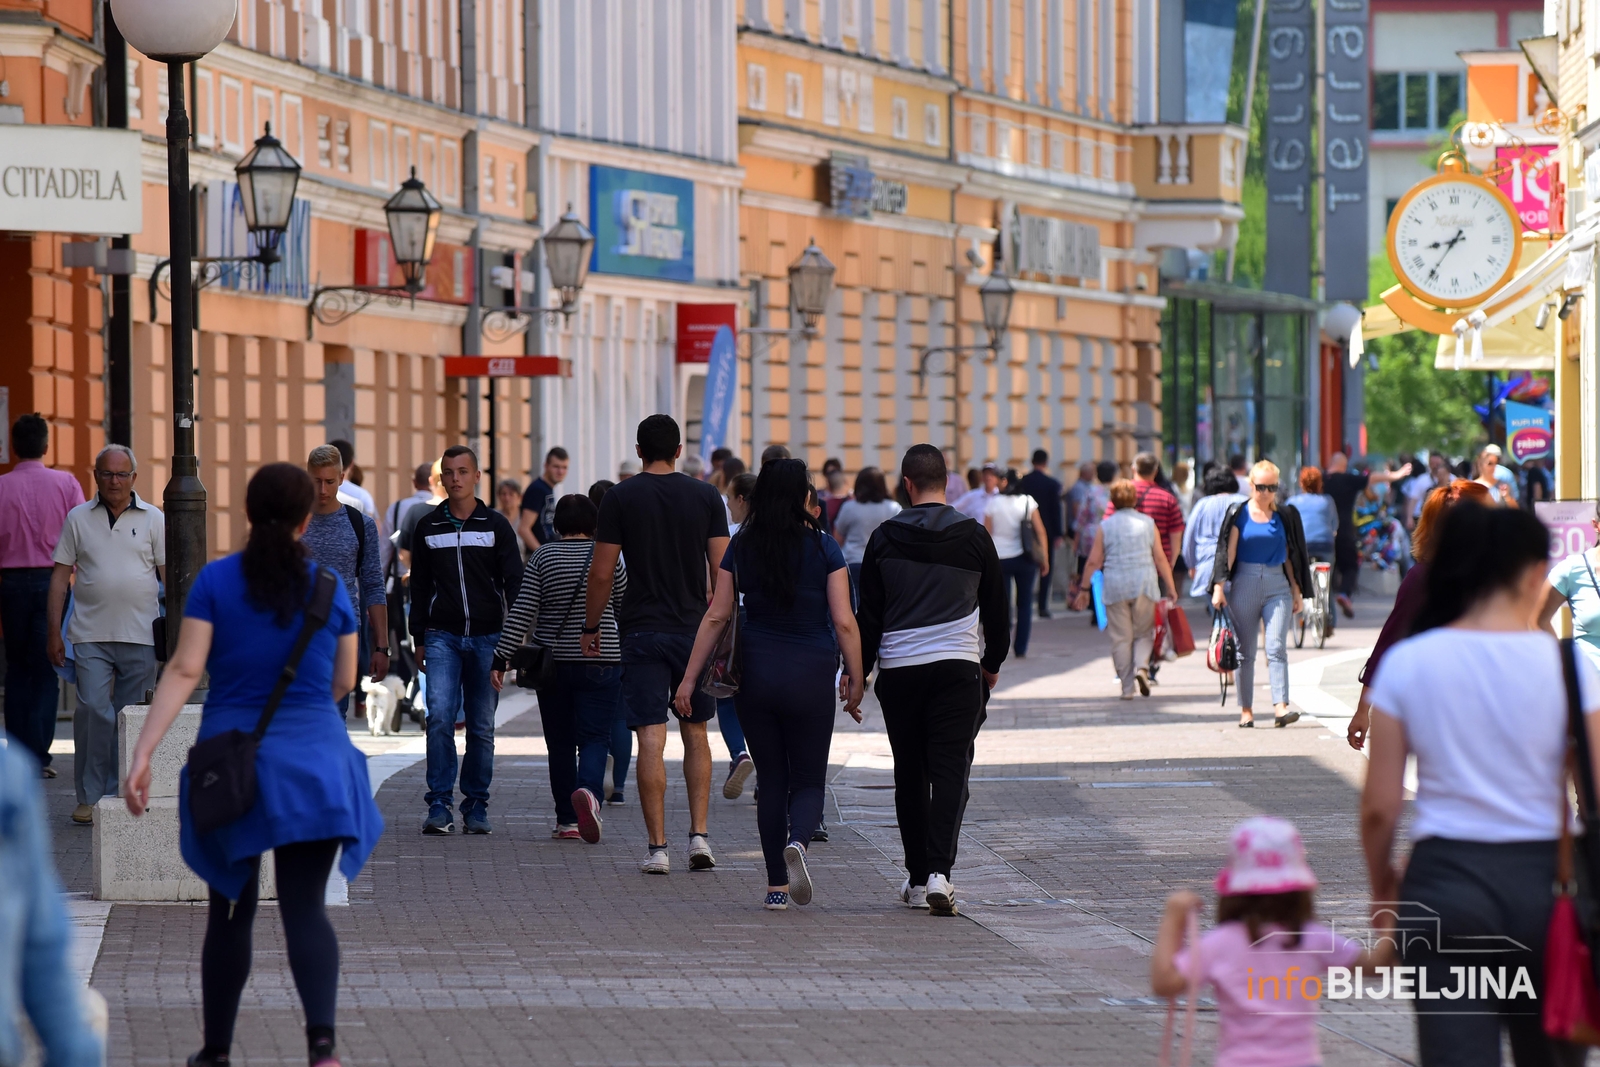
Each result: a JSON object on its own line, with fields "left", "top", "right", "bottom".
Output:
{"left": 1324, "top": 0, "right": 1369, "bottom": 302}
{"left": 1265, "top": 0, "right": 1312, "bottom": 297}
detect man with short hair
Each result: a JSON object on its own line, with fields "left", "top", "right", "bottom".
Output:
{"left": 303, "top": 446, "right": 389, "bottom": 709}
{"left": 411, "top": 446, "right": 524, "bottom": 835}
{"left": 953, "top": 463, "right": 1002, "bottom": 520}
{"left": 584, "top": 415, "right": 729, "bottom": 875}
{"left": 328, "top": 437, "right": 377, "bottom": 520}
{"left": 397, "top": 459, "right": 445, "bottom": 569}
{"left": 1018, "top": 450, "right": 1065, "bottom": 618}
{"left": 858, "top": 444, "right": 1009, "bottom": 916}
{"left": 46, "top": 445, "right": 163, "bottom": 823}
{"left": 1324, "top": 451, "right": 1412, "bottom": 617}
{"left": 518, "top": 447, "right": 568, "bottom": 553}
{"left": 384, "top": 463, "right": 435, "bottom": 570}
{"left": 1230, "top": 454, "right": 1251, "bottom": 496}
{"left": 0, "top": 415, "right": 85, "bottom": 775}
{"left": 760, "top": 444, "right": 791, "bottom": 468}
{"left": 1110, "top": 452, "right": 1185, "bottom": 566}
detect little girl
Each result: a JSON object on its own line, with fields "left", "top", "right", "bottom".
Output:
{"left": 1151, "top": 816, "right": 1384, "bottom": 1067}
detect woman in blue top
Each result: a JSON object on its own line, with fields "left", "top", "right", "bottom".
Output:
{"left": 1208, "top": 460, "right": 1311, "bottom": 728}
{"left": 1285, "top": 466, "right": 1338, "bottom": 560}
{"left": 676, "top": 459, "right": 865, "bottom": 910}
{"left": 125, "top": 463, "right": 382, "bottom": 1067}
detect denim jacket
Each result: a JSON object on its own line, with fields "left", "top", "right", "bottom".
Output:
{"left": 0, "top": 737, "right": 102, "bottom": 1067}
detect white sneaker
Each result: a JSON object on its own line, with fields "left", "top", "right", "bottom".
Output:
{"left": 784, "top": 842, "right": 812, "bottom": 905}
{"left": 641, "top": 846, "right": 670, "bottom": 875}
{"left": 898, "top": 878, "right": 929, "bottom": 909}
{"left": 926, "top": 872, "right": 957, "bottom": 916}
{"left": 688, "top": 833, "right": 716, "bottom": 871}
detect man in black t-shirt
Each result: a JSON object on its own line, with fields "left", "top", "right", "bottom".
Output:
{"left": 1323, "top": 452, "right": 1411, "bottom": 617}
{"left": 584, "top": 415, "right": 730, "bottom": 876}
{"left": 517, "top": 446, "right": 568, "bottom": 552}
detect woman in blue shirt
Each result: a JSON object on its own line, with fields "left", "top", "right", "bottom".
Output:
{"left": 1285, "top": 466, "right": 1338, "bottom": 560}
{"left": 125, "top": 463, "right": 382, "bottom": 1067}
{"left": 1208, "top": 460, "right": 1311, "bottom": 728}
{"left": 676, "top": 459, "right": 865, "bottom": 910}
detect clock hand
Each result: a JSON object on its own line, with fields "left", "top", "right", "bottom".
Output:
{"left": 1424, "top": 229, "right": 1466, "bottom": 283}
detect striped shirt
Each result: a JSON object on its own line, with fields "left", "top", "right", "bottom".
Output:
{"left": 494, "top": 539, "right": 627, "bottom": 667}
{"left": 1104, "top": 479, "right": 1184, "bottom": 563}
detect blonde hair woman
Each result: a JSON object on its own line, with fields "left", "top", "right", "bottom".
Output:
{"left": 1207, "top": 460, "right": 1312, "bottom": 727}
{"left": 1073, "top": 480, "right": 1176, "bottom": 698}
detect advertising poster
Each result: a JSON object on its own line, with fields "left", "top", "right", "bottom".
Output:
{"left": 676, "top": 303, "right": 739, "bottom": 363}
{"left": 589, "top": 165, "right": 696, "bottom": 282}
{"left": 1495, "top": 146, "right": 1555, "bottom": 232}
{"left": 1536, "top": 502, "right": 1597, "bottom": 562}
{"left": 1506, "top": 400, "right": 1553, "bottom": 463}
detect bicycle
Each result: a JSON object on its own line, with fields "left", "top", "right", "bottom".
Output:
{"left": 1295, "top": 561, "right": 1333, "bottom": 649}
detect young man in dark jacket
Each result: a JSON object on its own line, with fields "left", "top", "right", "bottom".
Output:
{"left": 409, "top": 445, "right": 523, "bottom": 835}
{"left": 857, "top": 444, "right": 1009, "bottom": 916}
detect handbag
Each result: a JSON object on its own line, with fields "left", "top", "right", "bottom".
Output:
{"left": 1545, "top": 638, "right": 1600, "bottom": 1045}
{"left": 1158, "top": 907, "right": 1203, "bottom": 1067}
{"left": 186, "top": 568, "right": 337, "bottom": 836}
{"left": 1019, "top": 497, "right": 1048, "bottom": 568}
{"left": 509, "top": 544, "right": 593, "bottom": 689}
{"left": 1206, "top": 607, "right": 1240, "bottom": 706}
{"left": 698, "top": 555, "right": 742, "bottom": 699}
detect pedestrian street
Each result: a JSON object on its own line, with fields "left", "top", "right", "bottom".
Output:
{"left": 47, "top": 597, "right": 1412, "bottom": 1067}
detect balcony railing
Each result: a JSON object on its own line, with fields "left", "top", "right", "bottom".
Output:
{"left": 1132, "top": 125, "right": 1248, "bottom": 203}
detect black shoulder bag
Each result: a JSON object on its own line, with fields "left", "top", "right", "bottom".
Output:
{"left": 187, "top": 568, "right": 339, "bottom": 836}
{"left": 510, "top": 544, "right": 593, "bottom": 689}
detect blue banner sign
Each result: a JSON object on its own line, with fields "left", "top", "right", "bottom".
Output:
{"left": 700, "top": 326, "right": 738, "bottom": 457}
{"left": 589, "top": 165, "right": 695, "bottom": 281}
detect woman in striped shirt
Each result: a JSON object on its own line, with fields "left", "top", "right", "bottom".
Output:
{"left": 491, "top": 494, "right": 627, "bottom": 844}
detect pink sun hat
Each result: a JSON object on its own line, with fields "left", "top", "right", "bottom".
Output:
{"left": 1214, "top": 816, "right": 1318, "bottom": 896}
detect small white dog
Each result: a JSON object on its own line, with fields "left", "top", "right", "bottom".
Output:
{"left": 360, "top": 676, "right": 404, "bottom": 736}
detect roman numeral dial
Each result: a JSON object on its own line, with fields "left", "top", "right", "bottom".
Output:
{"left": 1386, "top": 175, "right": 1522, "bottom": 308}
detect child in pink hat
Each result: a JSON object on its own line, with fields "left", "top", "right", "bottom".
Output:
{"left": 1150, "top": 817, "right": 1387, "bottom": 1067}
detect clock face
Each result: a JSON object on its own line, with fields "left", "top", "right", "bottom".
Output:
{"left": 1389, "top": 177, "right": 1521, "bottom": 307}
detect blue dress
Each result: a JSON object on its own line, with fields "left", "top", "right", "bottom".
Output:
{"left": 178, "top": 555, "right": 384, "bottom": 899}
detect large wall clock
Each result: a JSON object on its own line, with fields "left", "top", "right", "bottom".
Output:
{"left": 1386, "top": 172, "right": 1522, "bottom": 309}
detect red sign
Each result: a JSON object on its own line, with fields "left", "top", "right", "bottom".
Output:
{"left": 354, "top": 229, "right": 475, "bottom": 305}
{"left": 676, "top": 303, "right": 739, "bottom": 364}
{"left": 1495, "top": 146, "right": 1556, "bottom": 232}
{"left": 442, "top": 356, "right": 572, "bottom": 378}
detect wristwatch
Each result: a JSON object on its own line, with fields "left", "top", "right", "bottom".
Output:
{"left": 373, "top": 646, "right": 392, "bottom": 656}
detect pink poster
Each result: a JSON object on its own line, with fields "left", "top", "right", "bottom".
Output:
{"left": 1496, "top": 146, "right": 1556, "bottom": 231}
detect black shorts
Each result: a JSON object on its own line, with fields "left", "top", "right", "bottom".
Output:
{"left": 620, "top": 630, "right": 716, "bottom": 728}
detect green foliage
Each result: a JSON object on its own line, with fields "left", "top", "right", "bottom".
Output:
{"left": 1229, "top": 173, "right": 1266, "bottom": 288}
{"left": 1420, "top": 111, "right": 1467, "bottom": 171}
{"left": 1361, "top": 256, "right": 1487, "bottom": 457}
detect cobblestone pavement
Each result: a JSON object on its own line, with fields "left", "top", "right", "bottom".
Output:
{"left": 45, "top": 592, "right": 1419, "bottom": 1066}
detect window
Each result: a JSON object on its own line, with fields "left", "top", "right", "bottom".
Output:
{"left": 194, "top": 71, "right": 214, "bottom": 148}
{"left": 892, "top": 96, "right": 909, "bottom": 139}
{"left": 317, "top": 115, "right": 333, "bottom": 168}
{"left": 858, "top": 73, "right": 875, "bottom": 131}
{"left": 842, "top": 0, "right": 860, "bottom": 37}
{"left": 1385, "top": 197, "right": 1400, "bottom": 222}
{"left": 1027, "top": 127, "right": 1043, "bottom": 166}
{"left": 970, "top": 113, "right": 988, "bottom": 156}
{"left": 823, "top": 66, "right": 841, "bottom": 126}
{"left": 370, "top": 120, "right": 390, "bottom": 188}
{"left": 1374, "top": 71, "right": 1464, "bottom": 132}
{"left": 1050, "top": 134, "right": 1066, "bottom": 171}
{"left": 924, "top": 103, "right": 941, "bottom": 146}
{"left": 785, "top": 72, "right": 805, "bottom": 118}
{"left": 747, "top": 63, "right": 767, "bottom": 111}
{"left": 482, "top": 155, "right": 495, "bottom": 203}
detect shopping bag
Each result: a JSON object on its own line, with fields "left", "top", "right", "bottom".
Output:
{"left": 1545, "top": 638, "right": 1600, "bottom": 1045}
{"left": 1090, "top": 571, "right": 1108, "bottom": 630}
{"left": 1166, "top": 602, "right": 1196, "bottom": 657}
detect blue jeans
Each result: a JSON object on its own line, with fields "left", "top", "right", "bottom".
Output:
{"left": 1, "top": 569, "right": 58, "bottom": 768}
{"left": 537, "top": 662, "right": 623, "bottom": 823}
{"left": 423, "top": 631, "right": 500, "bottom": 813}
{"left": 717, "top": 697, "right": 747, "bottom": 760}
{"left": 1000, "top": 554, "right": 1038, "bottom": 656}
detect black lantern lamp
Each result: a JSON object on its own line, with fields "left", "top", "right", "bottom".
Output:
{"left": 788, "top": 240, "right": 836, "bottom": 335}
{"left": 385, "top": 167, "right": 442, "bottom": 293}
{"left": 235, "top": 124, "right": 302, "bottom": 265}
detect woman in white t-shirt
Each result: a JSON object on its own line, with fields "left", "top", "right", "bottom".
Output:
{"left": 1362, "top": 503, "right": 1600, "bottom": 1065}
{"left": 984, "top": 470, "right": 1050, "bottom": 658}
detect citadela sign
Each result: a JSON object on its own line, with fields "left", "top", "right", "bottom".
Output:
{"left": 1506, "top": 400, "right": 1552, "bottom": 463}
{"left": 589, "top": 165, "right": 695, "bottom": 282}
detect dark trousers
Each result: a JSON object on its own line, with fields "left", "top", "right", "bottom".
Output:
{"left": 1334, "top": 535, "right": 1360, "bottom": 597}
{"left": 1399, "top": 837, "right": 1586, "bottom": 1067}
{"left": 1036, "top": 542, "right": 1055, "bottom": 616}
{"left": 202, "top": 839, "right": 340, "bottom": 1053}
{"left": 536, "top": 662, "right": 624, "bottom": 824}
{"left": 1, "top": 568, "right": 58, "bottom": 768}
{"left": 736, "top": 636, "right": 837, "bottom": 885}
{"left": 1000, "top": 554, "right": 1038, "bottom": 655}
{"left": 876, "top": 660, "right": 987, "bottom": 885}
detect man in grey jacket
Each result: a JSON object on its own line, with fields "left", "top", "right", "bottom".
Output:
{"left": 857, "top": 444, "right": 1009, "bottom": 917}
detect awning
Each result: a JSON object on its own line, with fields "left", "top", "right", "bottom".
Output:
{"left": 1431, "top": 306, "right": 1557, "bottom": 370}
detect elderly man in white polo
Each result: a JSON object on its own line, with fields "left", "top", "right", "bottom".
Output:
{"left": 46, "top": 444, "right": 165, "bottom": 825}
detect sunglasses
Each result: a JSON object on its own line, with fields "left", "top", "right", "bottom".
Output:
{"left": 1253, "top": 482, "right": 1279, "bottom": 492}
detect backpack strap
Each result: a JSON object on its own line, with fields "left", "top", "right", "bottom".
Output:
{"left": 251, "top": 567, "right": 339, "bottom": 742}
{"left": 344, "top": 503, "right": 367, "bottom": 565}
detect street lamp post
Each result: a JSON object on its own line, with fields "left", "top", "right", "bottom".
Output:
{"left": 480, "top": 204, "right": 595, "bottom": 342}
{"left": 911, "top": 266, "right": 1015, "bottom": 468}
{"left": 742, "top": 242, "right": 837, "bottom": 453}
{"left": 305, "top": 169, "right": 445, "bottom": 337}
{"left": 109, "top": 0, "right": 238, "bottom": 656}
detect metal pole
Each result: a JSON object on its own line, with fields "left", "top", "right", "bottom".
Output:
{"left": 163, "top": 60, "right": 206, "bottom": 658}
{"left": 487, "top": 376, "right": 498, "bottom": 488}
{"left": 105, "top": 3, "right": 132, "bottom": 446}
{"left": 1226, "top": 0, "right": 1268, "bottom": 283}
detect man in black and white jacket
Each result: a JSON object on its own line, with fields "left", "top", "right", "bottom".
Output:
{"left": 409, "top": 445, "right": 523, "bottom": 836}
{"left": 857, "top": 444, "right": 1009, "bottom": 917}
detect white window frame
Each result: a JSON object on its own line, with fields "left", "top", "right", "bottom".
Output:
{"left": 924, "top": 102, "right": 941, "bottom": 145}
{"left": 891, "top": 95, "right": 909, "bottom": 139}
{"left": 785, "top": 71, "right": 805, "bottom": 118}
{"left": 369, "top": 120, "right": 390, "bottom": 188}
{"left": 747, "top": 63, "right": 768, "bottom": 111}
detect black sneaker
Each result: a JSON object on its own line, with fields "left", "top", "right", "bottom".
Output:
{"left": 723, "top": 752, "right": 754, "bottom": 799}
{"left": 811, "top": 822, "right": 829, "bottom": 843}
{"left": 422, "top": 807, "right": 455, "bottom": 835}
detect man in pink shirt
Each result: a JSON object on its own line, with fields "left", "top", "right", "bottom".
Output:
{"left": 0, "top": 415, "right": 86, "bottom": 775}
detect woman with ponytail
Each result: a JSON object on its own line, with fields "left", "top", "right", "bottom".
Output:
{"left": 124, "top": 463, "right": 383, "bottom": 1067}
{"left": 1360, "top": 504, "right": 1600, "bottom": 1064}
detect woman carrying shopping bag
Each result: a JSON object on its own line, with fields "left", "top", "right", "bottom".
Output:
{"left": 1074, "top": 480, "right": 1176, "bottom": 699}
{"left": 1207, "top": 460, "right": 1310, "bottom": 728}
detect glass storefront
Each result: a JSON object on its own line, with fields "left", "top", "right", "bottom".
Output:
{"left": 1160, "top": 281, "right": 1316, "bottom": 476}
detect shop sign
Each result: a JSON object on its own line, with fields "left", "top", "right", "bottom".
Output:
{"left": 1496, "top": 145, "right": 1555, "bottom": 232}
{"left": 676, "top": 303, "right": 738, "bottom": 364}
{"left": 1506, "top": 400, "right": 1553, "bottom": 463}
{"left": 590, "top": 165, "right": 695, "bottom": 281}
{"left": 827, "top": 153, "right": 908, "bottom": 219}
{"left": 353, "top": 229, "right": 475, "bottom": 305}
{"left": 1321, "top": 0, "right": 1368, "bottom": 303}
{"left": 1009, "top": 210, "right": 1102, "bottom": 279}
{"left": 1536, "top": 501, "right": 1597, "bottom": 562}
{"left": 0, "top": 125, "right": 142, "bottom": 235}
{"left": 1264, "top": 0, "right": 1313, "bottom": 297}
{"left": 442, "top": 356, "right": 571, "bottom": 377}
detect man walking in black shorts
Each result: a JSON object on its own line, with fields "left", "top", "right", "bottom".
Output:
{"left": 583, "top": 415, "right": 730, "bottom": 874}
{"left": 858, "top": 444, "right": 1009, "bottom": 915}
